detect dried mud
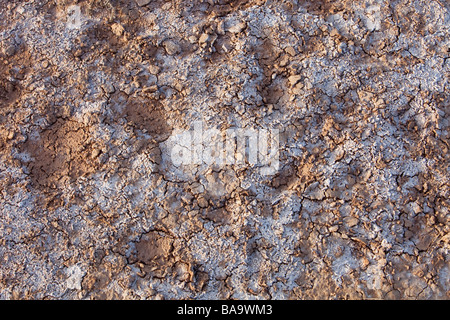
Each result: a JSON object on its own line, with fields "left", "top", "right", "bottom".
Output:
{"left": 0, "top": 0, "right": 449, "bottom": 300}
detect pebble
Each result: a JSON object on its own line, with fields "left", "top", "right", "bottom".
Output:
{"left": 329, "top": 225, "right": 339, "bottom": 232}
{"left": 226, "top": 19, "right": 246, "bottom": 34}
{"left": 142, "top": 85, "right": 158, "bottom": 93}
{"left": 123, "top": 85, "right": 135, "bottom": 96}
{"left": 199, "top": 33, "right": 210, "bottom": 44}
{"left": 197, "top": 197, "right": 209, "bottom": 208}
{"left": 285, "top": 46, "right": 296, "bottom": 56}
{"left": 163, "top": 40, "right": 181, "bottom": 55}
{"left": 136, "top": 0, "right": 151, "bottom": 6}
{"left": 344, "top": 216, "right": 359, "bottom": 227}
{"left": 291, "top": 82, "right": 304, "bottom": 95}
{"left": 279, "top": 55, "right": 290, "bottom": 67}
{"left": 149, "top": 65, "right": 160, "bottom": 75}
{"left": 217, "top": 21, "right": 225, "bottom": 35}
{"left": 288, "top": 75, "right": 301, "bottom": 87}
{"left": 111, "top": 23, "right": 125, "bottom": 37}
{"left": 188, "top": 36, "right": 197, "bottom": 44}
{"left": 330, "top": 28, "right": 340, "bottom": 37}
{"left": 91, "top": 149, "right": 101, "bottom": 159}
{"left": 102, "top": 83, "right": 115, "bottom": 94}
{"left": 16, "top": 6, "right": 25, "bottom": 15}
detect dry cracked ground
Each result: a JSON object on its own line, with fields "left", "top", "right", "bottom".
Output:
{"left": 0, "top": 0, "right": 449, "bottom": 300}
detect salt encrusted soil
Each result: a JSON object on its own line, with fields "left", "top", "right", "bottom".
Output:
{"left": 0, "top": 0, "right": 449, "bottom": 299}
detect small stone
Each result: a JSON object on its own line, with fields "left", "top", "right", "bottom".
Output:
{"left": 217, "top": 21, "right": 225, "bottom": 35}
{"left": 188, "top": 36, "right": 197, "bottom": 44}
{"left": 344, "top": 216, "right": 359, "bottom": 227}
{"left": 145, "top": 74, "right": 157, "bottom": 87}
{"left": 334, "top": 146, "right": 345, "bottom": 162}
{"left": 199, "top": 33, "right": 210, "bottom": 44}
{"left": 91, "top": 149, "right": 101, "bottom": 159}
{"left": 288, "top": 75, "right": 301, "bottom": 87}
{"left": 111, "top": 23, "right": 125, "bottom": 36}
{"left": 16, "top": 6, "right": 25, "bottom": 15}
{"left": 132, "top": 80, "right": 141, "bottom": 89}
{"left": 142, "top": 85, "right": 158, "bottom": 94}
{"left": 136, "top": 0, "right": 151, "bottom": 6}
{"left": 329, "top": 225, "right": 339, "bottom": 232}
{"left": 102, "top": 83, "right": 115, "bottom": 94}
{"left": 361, "top": 169, "right": 371, "bottom": 182}
{"left": 192, "top": 25, "right": 201, "bottom": 36}
{"left": 174, "top": 82, "right": 183, "bottom": 92}
{"left": 285, "top": 46, "right": 296, "bottom": 56}
{"left": 360, "top": 257, "right": 370, "bottom": 270}
{"left": 149, "top": 65, "right": 160, "bottom": 75}
{"left": 310, "top": 190, "right": 325, "bottom": 200}
{"left": 409, "top": 202, "right": 422, "bottom": 215}
{"left": 291, "top": 82, "right": 304, "bottom": 95}
{"left": 198, "top": 197, "right": 209, "bottom": 208}
{"left": 189, "top": 183, "right": 204, "bottom": 194}
{"left": 123, "top": 85, "right": 135, "bottom": 96}
{"left": 163, "top": 40, "right": 181, "bottom": 55}
{"left": 279, "top": 54, "right": 290, "bottom": 67}
{"left": 330, "top": 28, "right": 340, "bottom": 37}
{"left": 73, "top": 48, "right": 83, "bottom": 58}
{"left": 181, "top": 193, "right": 193, "bottom": 203}
{"left": 225, "top": 19, "right": 246, "bottom": 34}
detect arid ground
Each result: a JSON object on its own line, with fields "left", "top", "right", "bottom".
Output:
{"left": 0, "top": 0, "right": 449, "bottom": 299}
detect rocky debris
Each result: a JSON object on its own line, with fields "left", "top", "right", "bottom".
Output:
{"left": 0, "top": 0, "right": 448, "bottom": 300}
{"left": 163, "top": 39, "right": 181, "bottom": 56}
{"left": 136, "top": 0, "right": 152, "bottom": 7}
{"left": 224, "top": 18, "right": 247, "bottom": 34}
{"left": 135, "top": 232, "right": 174, "bottom": 275}
{"left": 111, "top": 23, "right": 125, "bottom": 37}
{"left": 288, "top": 75, "right": 301, "bottom": 87}
{"left": 148, "top": 65, "right": 161, "bottom": 75}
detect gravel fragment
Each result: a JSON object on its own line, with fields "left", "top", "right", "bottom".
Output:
{"left": 136, "top": 0, "right": 151, "bottom": 7}
{"left": 163, "top": 40, "right": 181, "bottom": 55}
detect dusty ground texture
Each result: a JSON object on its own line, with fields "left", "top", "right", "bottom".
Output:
{"left": 0, "top": 0, "right": 449, "bottom": 300}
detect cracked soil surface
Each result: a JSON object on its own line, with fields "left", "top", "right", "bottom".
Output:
{"left": 0, "top": 0, "right": 449, "bottom": 299}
